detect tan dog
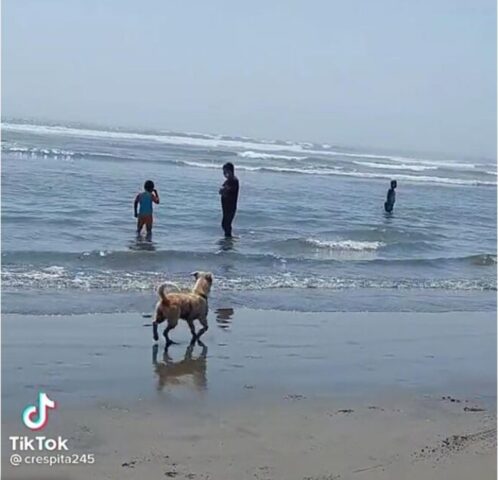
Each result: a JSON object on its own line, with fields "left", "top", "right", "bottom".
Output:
{"left": 153, "top": 271, "right": 213, "bottom": 344}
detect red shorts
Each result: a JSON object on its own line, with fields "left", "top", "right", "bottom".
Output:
{"left": 137, "top": 214, "right": 153, "bottom": 231}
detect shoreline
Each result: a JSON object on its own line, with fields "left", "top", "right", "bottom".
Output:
{"left": 2, "top": 287, "right": 496, "bottom": 316}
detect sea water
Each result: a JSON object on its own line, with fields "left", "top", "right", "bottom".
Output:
{"left": 2, "top": 121, "right": 496, "bottom": 314}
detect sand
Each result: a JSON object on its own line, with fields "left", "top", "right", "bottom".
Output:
{"left": 1, "top": 309, "right": 496, "bottom": 479}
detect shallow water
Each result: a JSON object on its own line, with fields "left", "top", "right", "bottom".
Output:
{"left": 2, "top": 121, "right": 496, "bottom": 313}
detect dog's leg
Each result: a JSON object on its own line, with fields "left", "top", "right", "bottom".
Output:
{"left": 196, "top": 317, "right": 209, "bottom": 340}
{"left": 199, "top": 342, "right": 208, "bottom": 356}
{"left": 153, "top": 309, "right": 165, "bottom": 342}
{"left": 152, "top": 344, "right": 159, "bottom": 364}
{"left": 153, "top": 322, "right": 159, "bottom": 342}
{"left": 185, "top": 342, "right": 195, "bottom": 358}
{"left": 163, "top": 317, "right": 179, "bottom": 345}
{"left": 163, "top": 343, "right": 173, "bottom": 362}
{"left": 163, "top": 325, "right": 174, "bottom": 345}
{"left": 187, "top": 319, "right": 197, "bottom": 342}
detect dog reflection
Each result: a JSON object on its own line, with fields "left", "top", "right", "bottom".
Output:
{"left": 152, "top": 342, "right": 208, "bottom": 391}
{"left": 216, "top": 308, "right": 234, "bottom": 330}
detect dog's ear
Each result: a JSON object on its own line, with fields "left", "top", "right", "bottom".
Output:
{"left": 191, "top": 271, "right": 199, "bottom": 279}
{"left": 205, "top": 273, "right": 213, "bottom": 283}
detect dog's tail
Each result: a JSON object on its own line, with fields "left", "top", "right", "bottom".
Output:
{"left": 157, "top": 282, "right": 180, "bottom": 304}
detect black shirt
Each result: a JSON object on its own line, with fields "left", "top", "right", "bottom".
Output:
{"left": 221, "top": 176, "right": 239, "bottom": 208}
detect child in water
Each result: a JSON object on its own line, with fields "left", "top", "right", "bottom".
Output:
{"left": 384, "top": 180, "right": 397, "bottom": 213}
{"left": 134, "top": 180, "right": 160, "bottom": 239}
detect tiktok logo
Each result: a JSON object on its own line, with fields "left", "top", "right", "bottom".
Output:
{"left": 22, "top": 393, "right": 57, "bottom": 431}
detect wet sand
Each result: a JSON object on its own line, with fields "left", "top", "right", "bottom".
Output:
{"left": 2, "top": 309, "right": 496, "bottom": 479}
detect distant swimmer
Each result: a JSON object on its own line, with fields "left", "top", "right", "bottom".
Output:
{"left": 384, "top": 180, "right": 397, "bottom": 213}
{"left": 134, "top": 180, "right": 160, "bottom": 240}
{"left": 219, "top": 162, "right": 239, "bottom": 238}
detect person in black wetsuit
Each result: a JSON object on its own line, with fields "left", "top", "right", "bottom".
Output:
{"left": 219, "top": 162, "right": 239, "bottom": 238}
{"left": 384, "top": 180, "right": 397, "bottom": 213}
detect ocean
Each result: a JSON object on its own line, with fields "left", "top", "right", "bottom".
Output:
{"left": 2, "top": 121, "right": 496, "bottom": 315}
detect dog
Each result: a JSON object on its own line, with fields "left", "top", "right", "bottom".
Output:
{"left": 153, "top": 271, "right": 213, "bottom": 345}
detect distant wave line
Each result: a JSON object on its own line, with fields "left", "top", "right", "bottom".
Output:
{"left": 3, "top": 122, "right": 487, "bottom": 170}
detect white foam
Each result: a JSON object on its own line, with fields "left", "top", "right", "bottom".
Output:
{"left": 1, "top": 122, "right": 307, "bottom": 155}
{"left": 353, "top": 161, "right": 437, "bottom": 172}
{"left": 183, "top": 162, "right": 495, "bottom": 186}
{"left": 2, "top": 122, "right": 479, "bottom": 170}
{"left": 183, "top": 161, "right": 232, "bottom": 170}
{"left": 305, "top": 238, "right": 385, "bottom": 251}
{"left": 237, "top": 151, "right": 307, "bottom": 160}
{"left": 6, "top": 146, "right": 30, "bottom": 152}
{"left": 399, "top": 159, "right": 478, "bottom": 169}
{"left": 43, "top": 265, "right": 65, "bottom": 274}
{"left": 329, "top": 170, "right": 496, "bottom": 186}
{"left": 3, "top": 122, "right": 492, "bottom": 178}
{"left": 2, "top": 143, "right": 125, "bottom": 160}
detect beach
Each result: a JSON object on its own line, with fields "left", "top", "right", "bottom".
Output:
{"left": 1, "top": 122, "right": 496, "bottom": 478}
{"left": 2, "top": 2, "right": 497, "bottom": 477}
{"left": 2, "top": 309, "right": 496, "bottom": 479}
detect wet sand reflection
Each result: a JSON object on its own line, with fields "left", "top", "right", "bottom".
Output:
{"left": 216, "top": 308, "right": 234, "bottom": 331}
{"left": 152, "top": 341, "right": 208, "bottom": 391}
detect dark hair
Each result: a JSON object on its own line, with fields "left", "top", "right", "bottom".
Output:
{"left": 144, "top": 180, "right": 155, "bottom": 192}
{"left": 390, "top": 180, "right": 397, "bottom": 188}
{"left": 223, "top": 162, "right": 235, "bottom": 173}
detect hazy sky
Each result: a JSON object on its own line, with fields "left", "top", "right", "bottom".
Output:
{"left": 2, "top": 0, "right": 496, "bottom": 158}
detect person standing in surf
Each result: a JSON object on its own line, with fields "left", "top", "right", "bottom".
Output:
{"left": 384, "top": 180, "right": 397, "bottom": 213}
{"left": 219, "top": 162, "right": 239, "bottom": 238}
{"left": 134, "top": 180, "right": 160, "bottom": 239}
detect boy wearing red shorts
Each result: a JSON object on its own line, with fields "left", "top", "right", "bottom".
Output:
{"left": 134, "top": 180, "right": 160, "bottom": 239}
